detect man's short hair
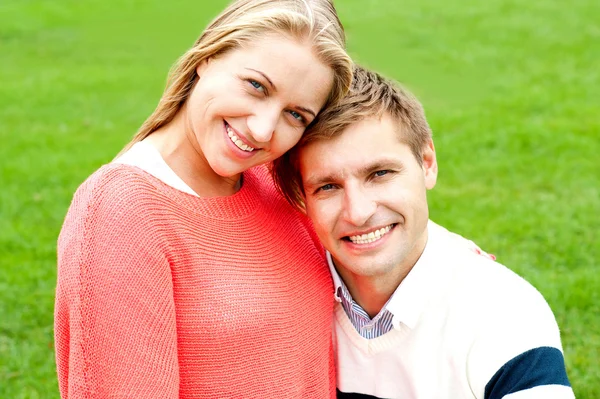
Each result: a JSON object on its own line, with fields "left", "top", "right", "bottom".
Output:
{"left": 272, "top": 65, "right": 433, "bottom": 211}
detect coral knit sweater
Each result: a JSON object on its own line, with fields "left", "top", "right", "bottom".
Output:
{"left": 55, "top": 163, "right": 336, "bottom": 398}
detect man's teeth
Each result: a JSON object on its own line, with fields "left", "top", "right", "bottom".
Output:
{"left": 349, "top": 225, "right": 393, "bottom": 245}
{"left": 226, "top": 125, "right": 255, "bottom": 152}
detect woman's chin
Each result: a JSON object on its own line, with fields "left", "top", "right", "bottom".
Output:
{"left": 209, "top": 161, "right": 246, "bottom": 179}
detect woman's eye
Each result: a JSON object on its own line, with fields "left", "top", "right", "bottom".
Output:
{"left": 249, "top": 80, "right": 265, "bottom": 92}
{"left": 289, "top": 110, "right": 304, "bottom": 122}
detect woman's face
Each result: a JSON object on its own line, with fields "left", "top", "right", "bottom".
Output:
{"left": 185, "top": 34, "right": 335, "bottom": 178}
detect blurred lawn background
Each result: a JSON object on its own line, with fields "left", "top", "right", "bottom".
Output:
{"left": 1, "top": 0, "right": 598, "bottom": 397}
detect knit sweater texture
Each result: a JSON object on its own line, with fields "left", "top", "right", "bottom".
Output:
{"left": 55, "top": 163, "right": 336, "bottom": 398}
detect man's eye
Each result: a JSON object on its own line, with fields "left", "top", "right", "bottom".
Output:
{"left": 374, "top": 170, "right": 389, "bottom": 177}
{"left": 316, "top": 184, "right": 335, "bottom": 193}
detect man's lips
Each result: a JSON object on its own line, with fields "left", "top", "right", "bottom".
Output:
{"left": 342, "top": 224, "right": 396, "bottom": 245}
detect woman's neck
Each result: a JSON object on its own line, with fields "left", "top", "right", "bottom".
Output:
{"left": 145, "top": 110, "right": 242, "bottom": 197}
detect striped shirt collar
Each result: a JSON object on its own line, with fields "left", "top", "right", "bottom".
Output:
{"left": 327, "top": 220, "right": 449, "bottom": 333}
{"left": 331, "top": 264, "right": 396, "bottom": 339}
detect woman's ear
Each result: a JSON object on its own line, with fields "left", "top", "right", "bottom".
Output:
{"left": 195, "top": 58, "right": 210, "bottom": 78}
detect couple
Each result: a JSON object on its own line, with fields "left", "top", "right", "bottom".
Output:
{"left": 54, "top": 0, "right": 574, "bottom": 398}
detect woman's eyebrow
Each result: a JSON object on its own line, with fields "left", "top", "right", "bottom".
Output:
{"left": 294, "top": 105, "right": 316, "bottom": 118}
{"left": 245, "top": 68, "right": 317, "bottom": 117}
{"left": 245, "top": 68, "right": 275, "bottom": 90}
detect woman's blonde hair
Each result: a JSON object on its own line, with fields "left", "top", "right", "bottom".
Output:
{"left": 120, "top": 0, "right": 352, "bottom": 154}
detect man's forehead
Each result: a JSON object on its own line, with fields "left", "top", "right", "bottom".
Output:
{"left": 298, "top": 137, "right": 366, "bottom": 171}
{"left": 297, "top": 114, "right": 411, "bottom": 171}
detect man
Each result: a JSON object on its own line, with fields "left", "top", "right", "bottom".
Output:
{"left": 272, "top": 66, "right": 574, "bottom": 398}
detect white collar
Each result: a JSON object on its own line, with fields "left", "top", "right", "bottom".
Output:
{"left": 114, "top": 140, "right": 199, "bottom": 197}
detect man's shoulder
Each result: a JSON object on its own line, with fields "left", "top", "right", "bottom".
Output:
{"left": 429, "top": 222, "right": 529, "bottom": 287}
{"left": 428, "top": 224, "right": 571, "bottom": 398}
{"left": 450, "top": 247, "right": 551, "bottom": 318}
{"left": 428, "top": 222, "right": 554, "bottom": 323}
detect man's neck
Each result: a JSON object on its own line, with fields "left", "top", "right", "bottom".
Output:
{"left": 344, "top": 276, "right": 403, "bottom": 318}
{"left": 335, "top": 229, "right": 429, "bottom": 319}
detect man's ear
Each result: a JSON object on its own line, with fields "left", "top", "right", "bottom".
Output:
{"left": 299, "top": 201, "right": 308, "bottom": 215}
{"left": 422, "top": 139, "right": 438, "bottom": 190}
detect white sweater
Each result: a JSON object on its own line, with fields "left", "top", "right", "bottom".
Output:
{"left": 334, "top": 222, "right": 574, "bottom": 398}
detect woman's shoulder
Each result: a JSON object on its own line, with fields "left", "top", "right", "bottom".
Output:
{"left": 58, "top": 164, "right": 172, "bottom": 277}
{"left": 63, "top": 163, "right": 168, "bottom": 230}
{"left": 246, "top": 164, "right": 326, "bottom": 259}
{"left": 245, "top": 164, "right": 296, "bottom": 211}
{"left": 246, "top": 164, "right": 274, "bottom": 187}
{"left": 78, "top": 162, "right": 158, "bottom": 194}
{"left": 73, "top": 163, "right": 161, "bottom": 205}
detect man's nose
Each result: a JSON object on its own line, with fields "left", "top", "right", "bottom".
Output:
{"left": 341, "top": 185, "right": 377, "bottom": 227}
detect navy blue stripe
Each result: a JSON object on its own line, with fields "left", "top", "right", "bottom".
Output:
{"left": 337, "top": 388, "right": 387, "bottom": 399}
{"left": 485, "top": 346, "right": 571, "bottom": 399}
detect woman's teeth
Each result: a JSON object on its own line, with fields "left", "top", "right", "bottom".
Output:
{"left": 349, "top": 225, "right": 393, "bottom": 245}
{"left": 226, "top": 125, "right": 255, "bottom": 152}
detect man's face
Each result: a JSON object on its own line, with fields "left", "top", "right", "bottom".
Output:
{"left": 299, "top": 114, "right": 438, "bottom": 279}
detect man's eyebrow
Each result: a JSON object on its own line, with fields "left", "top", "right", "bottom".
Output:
{"left": 304, "top": 172, "right": 340, "bottom": 188}
{"left": 358, "top": 159, "right": 404, "bottom": 176}
{"left": 245, "top": 68, "right": 276, "bottom": 91}
{"left": 304, "top": 158, "right": 404, "bottom": 188}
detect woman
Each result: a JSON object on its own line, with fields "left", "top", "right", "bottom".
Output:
{"left": 54, "top": 0, "right": 353, "bottom": 397}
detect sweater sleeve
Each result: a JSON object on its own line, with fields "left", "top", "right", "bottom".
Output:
{"left": 54, "top": 170, "right": 179, "bottom": 398}
{"left": 465, "top": 265, "right": 574, "bottom": 399}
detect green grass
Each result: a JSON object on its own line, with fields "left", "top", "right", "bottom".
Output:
{"left": 1, "top": 0, "right": 598, "bottom": 397}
